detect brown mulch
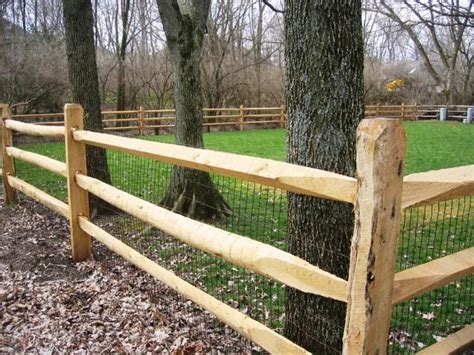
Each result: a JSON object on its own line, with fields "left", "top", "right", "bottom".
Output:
{"left": 0, "top": 195, "right": 254, "bottom": 353}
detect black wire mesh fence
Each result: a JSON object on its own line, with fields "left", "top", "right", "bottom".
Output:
{"left": 11, "top": 136, "right": 474, "bottom": 354}
{"left": 390, "top": 196, "right": 473, "bottom": 353}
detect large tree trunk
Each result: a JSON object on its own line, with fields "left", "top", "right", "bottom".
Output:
{"left": 284, "top": 1, "right": 364, "bottom": 353}
{"left": 116, "top": 0, "right": 131, "bottom": 127}
{"left": 157, "top": 0, "right": 230, "bottom": 221}
{"left": 63, "top": 0, "right": 113, "bottom": 214}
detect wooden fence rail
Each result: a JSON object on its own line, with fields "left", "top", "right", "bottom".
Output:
{"left": 1, "top": 102, "right": 473, "bottom": 354}
{"left": 9, "top": 103, "right": 473, "bottom": 137}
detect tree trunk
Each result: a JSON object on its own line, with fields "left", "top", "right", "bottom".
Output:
{"left": 157, "top": 0, "right": 231, "bottom": 221}
{"left": 284, "top": 1, "right": 364, "bottom": 353}
{"left": 63, "top": 0, "right": 113, "bottom": 214}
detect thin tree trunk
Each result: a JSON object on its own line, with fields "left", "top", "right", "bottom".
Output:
{"left": 284, "top": 1, "right": 364, "bottom": 353}
{"left": 157, "top": 0, "right": 231, "bottom": 221}
{"left": 63, "top": 0, "right": 113, "bottom": 215}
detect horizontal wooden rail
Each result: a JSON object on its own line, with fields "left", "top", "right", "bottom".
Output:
{"left": 144, "top": 116, "right": 175, "bottom": 121}
{"left": 402, "top": 165, "right": 474, "bottom": 209}
{"left": 392, "top": 248, "right": 474, "bottom": 305}
{"left": 102, "top": 110, "right": 138, "bottom": 115}
{"left": 12, "top": 113, "right": 64, "bottom": 119}
{"left": 203, "top": 114, "right": 240, "bottom": 119}
{"left": 104, "top": 126, "right": 139, "bottom": 131}
{"left": 73, "top": 130, "right": 356, "bottom": 203}
{"left": 102, "top": 118, "right": 139, "bottom": 123}
{"left": 78, "top": 217, "right": 309, "bottom": 354}
{"left": 5, "top": 119, "right": 64, "bottom": 137}
{"left": 7, "top": 175, "right": 69, "bottom": 217}
{"left": 5, "top": 147, "right": 67, "bottom": 177}
{"left": 416, "top": 324, "right": 474, "bottom": 354}
{"left": 75, "top": 173, "right": 348, "bottom": 302}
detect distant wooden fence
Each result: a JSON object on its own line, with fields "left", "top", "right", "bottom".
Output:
{"left": 8, "top": 104, "right": 473, "bottom": 137}
{"left": 1, "top": 103, "right": 473, "bottom": 354}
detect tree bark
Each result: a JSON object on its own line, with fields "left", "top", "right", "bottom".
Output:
{"left": 284, "top": 1, "right": 364, "bottom": 353}
{"left": 116, "top": 0, "right": 131, "bottom": 119}
{"left": 63, "top": 0, "right": 113, "bottom": 214}
{"left": 157, "top": 0, "right": 231, "bottom": 221}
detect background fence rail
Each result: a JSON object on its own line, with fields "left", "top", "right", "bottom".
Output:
{"left": 8, "top": 104, "right": 473, "bottom": 137}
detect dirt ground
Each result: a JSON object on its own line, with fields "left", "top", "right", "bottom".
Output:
{"left": 0, "top": 194, "right": 254, "bottom": 353}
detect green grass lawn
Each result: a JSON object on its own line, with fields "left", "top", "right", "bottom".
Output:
{"left": 7, "top": 121, "right": 474, "bottom": 353}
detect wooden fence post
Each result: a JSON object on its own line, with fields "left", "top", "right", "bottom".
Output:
{"left": 1, "top": 104, "right": 17, "bottom": 204}
{"left": 64, "top": 104, "right": 91, "bottom": 261}
{"left": 279, "top": 104, "right": 285, "bottom": 128}
{"left": 343, "top": 118, "right": 406, "bottom": 354}
{"left": 239, "top": 104, "right": 244, "bottom": 131}
{"left": 414, "top": 103, "right": 418, "bottom": 121}
{"left": 139, "top": 106, "right": 145, "bottom": 136}
{"left": 376, "top": 103, "right": 380, "bottom": 116}
{"left": 401, "top": 102, "right": 405, "bottom": 120}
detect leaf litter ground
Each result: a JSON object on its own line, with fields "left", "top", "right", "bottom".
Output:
{"left": 0, "top": 195, "right": 256, "bottom": 353}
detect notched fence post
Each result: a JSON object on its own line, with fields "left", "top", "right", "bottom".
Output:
{"left": 1, "top": 104, "right": 17, "bottom": 204}
{"left": 343, "top": 118, "right": 406, "bottom": 354}
{"left": 64, "top": 104, "right": 92, "bottom": 261}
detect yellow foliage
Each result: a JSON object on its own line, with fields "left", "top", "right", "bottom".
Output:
{"left": 385, "top": 79, "right": 405, "bottom": 92}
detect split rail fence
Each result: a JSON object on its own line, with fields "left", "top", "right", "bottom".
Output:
{"left": 6, "top": 103, "right": 473, "bottom": 138}
{"left": 1, "top": 103, "right": 473, "bottom": 354}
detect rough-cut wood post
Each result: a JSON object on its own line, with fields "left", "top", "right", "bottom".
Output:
{"left": 64, "top": 104, "right": 91, "bottom": 261}
{"left": 401, "top": 102, "right": 405, "bottom": 120}
{"left": 414, "top": 103, "right": 418, "bottom": 121}
{"left": 239, "top": 104, "right": 244, "bottom": 131}
{"left": 139, "top": 106, "right": 145, "bottom": 135}
{"left": 376, "top": 103, "right": 380, "bottom": 116}
{"left": 279, "top": 104, "right": 285, "bottom": 128}
{"left": 343, "top": 118, "right": 406, "bottom": 354}
{"left": 1, "top": 104, "right": 17, "bottom": 204}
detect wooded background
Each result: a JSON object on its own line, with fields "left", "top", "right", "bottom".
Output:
{"left": 0, "top": 0, "right": 472, "bottom": 114}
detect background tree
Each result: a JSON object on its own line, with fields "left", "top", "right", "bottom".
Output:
{"left": 284, "top": 1, "right": 364, "bottom": 353}
{"left": 63, "top": 0, "right": 112, "bottom": 213}
{"left": 156, "top": 0, "right": 230, "bottom": 220}
{"left": 367, "top": 0, "right": 473, "bottom": 104}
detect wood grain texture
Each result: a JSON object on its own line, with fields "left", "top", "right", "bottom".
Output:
{"left": 343, "top": 118, "right": 406, "bottom": 354}
{"left": 73, "top": 130, "right": 357, "bottom": 203}
{"left": 6, "top": 147, "right": 67, "bottom": 177}
{"left": 78, "top": 217, "right": 310, "bottom": 354}
{"left": 5, "top": 119, "right": 64, "bottom": 136}
{"left": 392, "top": 248, "right": 474, "bottom": 305}
{"left": 75, "top": 173, "right": 348, "bottom": 301}
{"left": 1, "top": 105, "right": 16, "bottom": 204}
{"left": 416, "top": 324, "right": 474, "bottom": 355}
{"left": 64, "top": 104, "right": 91, "bottom": 262}
{"left": 402, "top": 165, "right": 474, "bottom": 208}
{"left": 7, "top": 175, "right": 69, "bottom": 217}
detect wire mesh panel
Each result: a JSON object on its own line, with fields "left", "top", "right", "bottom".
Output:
{"left": 390, "top": 196, "right": 474, "bottom": 353}
{"left": 10, "top": 135, "right": 474, "bottom": 354}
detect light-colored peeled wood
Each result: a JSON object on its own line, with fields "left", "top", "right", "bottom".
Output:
{"left": 7, "top": 175, "right": 69, "bottom": 217}
{"left": 80, "top": 220, "right": 310, "bottom": 354}
{"left": 75, "top": 173, "right": 348, "bottom": 301}
{"left": 416, "top": 324, "right": 474, "bottom": 355}
{"left": 343, "top": 118, "right": 406, "bottom": 355}
{"left": 64, "top": 104, "right": 91, "bottom": 262}
{"left": 73, "top": 130, "right": 357, "bottom": 203}
{"left": 392, "top": 248, "right": 474, "bottom": 305}
{"left": 101, "top": 110, "right": 139, "bottom": 115}
{"left": 78, "top": 217, "right": 309, "bottom": 354}
{"left": 6, "top": 147, "right": 67, "bottom": 177}
{"left": 1, "top": 105, "right": 16, "bottom": 204}
{"left": 5, "top": 119, "right": 65, "bottom": 137}
{"left": 402, "top": 165, "right": 474, "bottom": 208}
{"left": 12, "top": 113, "right": 64, "bottom": 119}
